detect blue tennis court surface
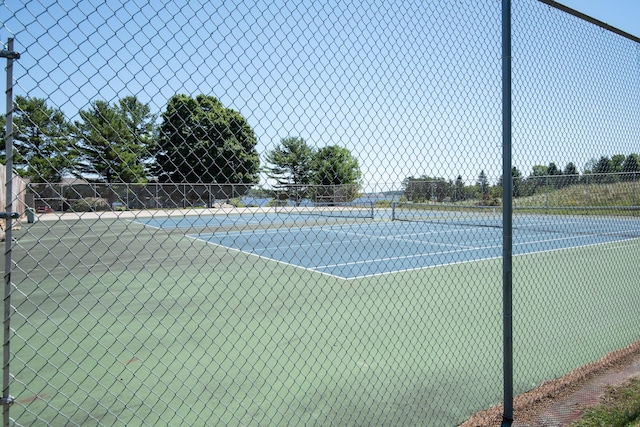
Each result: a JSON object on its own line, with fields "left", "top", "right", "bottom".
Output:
{"left": 136, "top": 212, "right": 640, "bottom": 280}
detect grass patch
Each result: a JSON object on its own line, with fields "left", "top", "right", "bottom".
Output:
{"left": 516, "top": 180, "right": 640, "bottom": 208}
{"left": 573, "top": 377, "right": 640, "bottom": 427}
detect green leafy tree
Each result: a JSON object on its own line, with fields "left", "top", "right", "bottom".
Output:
{"left": 310, "top": 145, "right": 361, "bottom": 203}
{"left": 74, "top": 99, "right": 151, "bottom": 183}
{"left": 494, "top": 167, "right": 522, "bottom": 198}
{"left": 118, "top": 96, "right": 156, "bottom": 165}
{"left": 563, "top": 162, "right": 579, "bottom": 187}
{"left": 592, "top": 156, "right": 613, "bottom": 183}
{"left": 9, "top": 96, "right": 75, "bottom": 182}
{"left": 155, "top": 94, "right": 259, "bottom": 185}
{"left": 610, "top": 154, "right": 626, "bottom": 173}
{"left": 264, "top": 137, "right": 315, "bottom": 205}
{"left": 512, "top": 167, "right": 522, "bottom": 197}
{"left": 531, "top": 165, "right": 549, "bottom": 176}
{"left": 564, "top": 162, "right": 578, "bottom": 176}
{"left": 583, "top": 158, "right": 597, "bottom": 174}
{"left": 524, "top": 165, "right": 550, "bottom": 195}
{"left": 547, "top": 162, "right": 562, "bottom": 188}
{"left": 402, "top": 175, "right": 451, "bottom": 202}
{"left": 464, "top": 184, "right": 481, "bottom": 200}
{"left": 453, "top": 175, "right": 465, "bottom": 201}
{"left": 621, "top": 154, "right": 639, "bottom": 181}
{"left": 593, "top": 156, "right": 611, "bottom": 174}
{"left": 403, "top": 176, "right": 430, "bottom": 202}
{"left": 476, "top": 170, "right": 490, "bottom": 200}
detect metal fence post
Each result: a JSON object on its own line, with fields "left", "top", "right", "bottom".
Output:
{"left": 634, "top": 172, "right": 637, "bottom": 206}
{"left": 501, "top": 1, "right": 514, "bottom": 425}
{"left": 2, "top": 37, "right": 20, "bottom": 427}
{"left": 585, "top": 174, "right": 589, "bottom": 213}
{"left": 545, "top": 175, "right": 549, "bottom": 212}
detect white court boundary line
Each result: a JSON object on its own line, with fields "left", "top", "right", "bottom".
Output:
{"left": 184, "top": 234, "right": 350, "bottom": 281}
{"left": 185, "top": 222, "right": 640, "bottom": 280}
{"left": 338, "top": 237, "right": 640, "bottom": 280}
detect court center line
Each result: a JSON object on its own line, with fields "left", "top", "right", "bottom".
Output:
{"left": 334, "top": 229, "right": 487, "bottom": 250}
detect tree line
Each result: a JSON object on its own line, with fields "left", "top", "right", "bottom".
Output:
{"left": 7, "top": 93, "right": 636, "bottom": 206}
{"left": 1, "top": 95, "right": 362, "bottom": 201}
{"left": 403, "top": 156, "right": 640, "bottom": 204}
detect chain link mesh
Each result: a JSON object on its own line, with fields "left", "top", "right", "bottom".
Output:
{"left": 510, "top": 0, "right": 640, "bottom": 418}
{"left": 1, "top": 0, "right": 639, "bottom": 425}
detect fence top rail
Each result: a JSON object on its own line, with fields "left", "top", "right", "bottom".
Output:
{"left": 538, "top": 0, "right": 640, "bottom": 44}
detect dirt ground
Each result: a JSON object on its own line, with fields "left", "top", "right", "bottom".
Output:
{"left": 460, "top": 340, "right": 640, "bottom": 427}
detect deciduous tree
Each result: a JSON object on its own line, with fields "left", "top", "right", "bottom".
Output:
{"left": 155, "top": 94, "right": 259, "bottom": 185}
{"left": 310, "top": 145, "right": 361, "bottom": 202}
{"left": 621, "top": 154, "right": 639, "bottom": 181}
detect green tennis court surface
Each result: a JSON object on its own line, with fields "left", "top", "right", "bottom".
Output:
{"left": 6, "top": 215, "right": 640, "bottom": 425}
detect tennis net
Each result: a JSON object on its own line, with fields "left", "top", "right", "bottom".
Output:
{"left": 391, "top": 202, "right": 640, "bottom": 237}
{"left": 274, "top": 201, "right": 375, "bottom": 219}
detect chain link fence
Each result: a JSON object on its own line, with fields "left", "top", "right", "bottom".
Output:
{"left": 1, "top": 0, "right": 639, "bottom": 425}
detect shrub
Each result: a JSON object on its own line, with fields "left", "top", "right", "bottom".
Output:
{"left": 375, "top": 200, "right": 392, "bottom": 208}
{"left": 69, "top": 198, "right": 109, "bottom": 212}
{"left": 229, "top": 197, "right": 247, "bottom": 208}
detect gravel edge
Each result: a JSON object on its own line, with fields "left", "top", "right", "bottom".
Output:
{"left": 459, "top": 340, "right": 640, "bottom": 427}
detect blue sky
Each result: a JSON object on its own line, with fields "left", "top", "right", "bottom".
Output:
{"left": 1, "top": 1, "right": 639, "bottom": 190}
{"left": 555, "top": 0, "right": 640, "bottom": 37}
{"left": 510, "top": 1, "right": 640, "bottom": 181}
